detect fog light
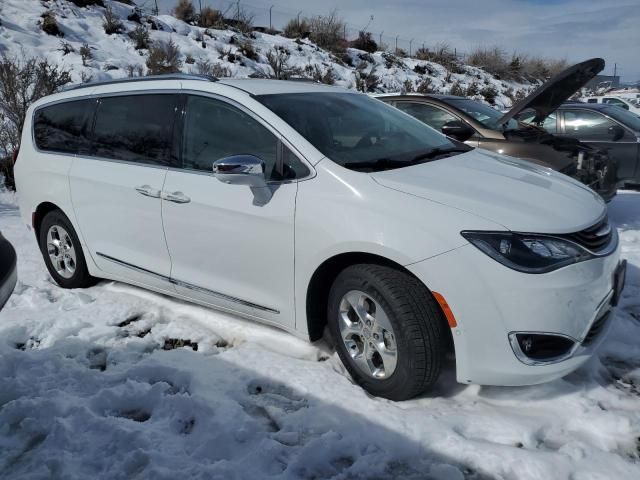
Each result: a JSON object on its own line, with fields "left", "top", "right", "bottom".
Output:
{"left": 509, "top": 332, "right": 577, "bottom": 365}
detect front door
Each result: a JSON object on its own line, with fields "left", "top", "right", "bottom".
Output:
{"left": 560, "top": 108, "right": 640, "bottom": 183}
{"left": 161, "top": 94, "right": 303, "bottom": 327}
{"left": 70, "top": 93, "right": 180, "bottom": 289}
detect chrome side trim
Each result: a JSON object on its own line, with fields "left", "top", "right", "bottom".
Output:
{"left": 96, "top": 252, "right": 168, "bottom": 282}
{"left": 95, "top": 252, "right": 280, "bottom": 314}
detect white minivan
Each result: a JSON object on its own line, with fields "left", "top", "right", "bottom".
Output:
{"left": 15, "top": 75, "right": 626, "bottom": 400}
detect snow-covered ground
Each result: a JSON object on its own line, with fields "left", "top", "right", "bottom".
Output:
{"left": 0, "top": 0, "right": 532, "bottom": 108}
{"left": 0, "top": 188, "right": 639, "bottom": 479}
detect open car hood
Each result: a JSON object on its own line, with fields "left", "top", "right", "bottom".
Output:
{"left": 498, "top": 58, "right": 605, "bottom": 126}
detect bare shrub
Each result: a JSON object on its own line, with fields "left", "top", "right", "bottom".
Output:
{"left": 126, "top": 64, "right": 145, "bottom": 77}
{"left": 415, "top": 43, "right": 464, "bottom": 73}
{"left": 467, "top": 46, "right": 510, "bottom": 79}
{"left": 103, "top": 6, "right": 124, "bottom": 35}
{"left": 236, "top": 37, "right": 259, "bottom": 61}
{"left": 80, "top": 71, "right": 93, "bottom": 83}
{"left": 216, "top": 46, "right": 239, "bottom": 63}
{"left": 198, "top": 6, "right": 224, "bottom": 28}
{"left": 0, "top": 56, "right": 71, "bottom": 187}
{"left": 401, "top": 79, "right": 414, "bottom": 94}
{"left": 449, "top": 81, "right": 465, "bottom": 97}
{"left": 41, "top": 11, "right": 63, "bottom": 37}
{"left": 185, "top": 54, "right": 195, "bottom": 64}
{"left": 354, "top": 63, "right": 380, "bottom": 93}
{"left": 266, "top": 47, "right": 301, "bottom": 80}
{"left": 304, "top": 64, "right": 336, "bottom": 85}
{"left": 79, "top": 43, "right": 93, "bottom": 66}
{"left": 174, "top": 0, "right": 196, "bottom": 23}
{"left": 283, "top": 18, "right": 310, "bottom": 39}
{"left": 415, "top": 77, "right": 433, "bottom": 94}
{"left": 351, "top": 31, "right": 377, "bottom": 53}
{"left": 465, "top": 81, "right": 479, "bottom": 97}
{"left": 146, "top": 40, "right": 183, "bottom": 75}
{"left": 480, "top": 85, "right": 498, "bottom": 104}
{"left": 308, "top": 10, "right": 346, "bottom": 52}
{"left": 193, "top": 58, "right": 231, "bottom": 78}
{"left": 128, "top": 24, "right": 150, "bottom": 50}
{"left": 58, "top": 40, "right": 75, "bottom": 55}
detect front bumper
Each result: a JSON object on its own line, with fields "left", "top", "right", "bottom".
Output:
{"left": 0, "top": 232, "right": 17, "bottom": 311}
{"left": 408, "top": 239, "right": 622, "bottom": 386}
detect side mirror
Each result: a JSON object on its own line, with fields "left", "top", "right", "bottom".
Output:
{"left": 212, "top": 155, "right": 267, "bottom": 187}
{"left": 608, "top": 125, "right": 626, "bottom": 142}
{"left": 441, "top": 120, "right": 475, "bottom": 142}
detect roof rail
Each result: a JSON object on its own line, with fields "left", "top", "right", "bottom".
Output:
{"left": 60, "top": 73, "right": 218, "bottom": 92}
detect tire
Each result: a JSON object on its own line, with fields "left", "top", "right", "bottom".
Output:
{"left": 328, "top": 264, "right": 447, "bottom": 401}
{"left": 39, "top": 210, "right": 97, "bottom": 289}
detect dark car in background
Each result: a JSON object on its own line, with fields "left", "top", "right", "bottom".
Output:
{"left": 377, "top": 58, "right": 617, "bottom": 201}
{"left": 516, "top": 103, "right": 640, "bottom": 188}
{"left": 0, "top": 231, "right": 17, "bottom": 311}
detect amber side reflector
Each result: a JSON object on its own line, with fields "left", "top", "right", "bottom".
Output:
{"left": 432, "top": 291, "right": 457, "bottom": 328}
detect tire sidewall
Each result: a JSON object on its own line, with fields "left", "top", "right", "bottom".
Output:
{"left": 39, "top": 211, "right": 92, "bottom": 289}
{"left": 328, "top": 266, "right": 432, "bottom": 400}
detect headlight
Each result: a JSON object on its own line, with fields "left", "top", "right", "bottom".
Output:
{"left": 461, "top": 231, "right": 593, "bottom": 273}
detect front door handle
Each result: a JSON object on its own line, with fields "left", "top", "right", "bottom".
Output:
{"left": 161, "top": 191, "right": 191, "bottom": 204}
{"left": 135, "top": 185, "right": 161, "bottom": 198}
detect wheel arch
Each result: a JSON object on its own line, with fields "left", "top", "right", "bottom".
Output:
{"left": 305, "top": 251, "right": 454, "bottom": 352}
{"left": 33, "top": 201, "right": 64, "bottom": 241}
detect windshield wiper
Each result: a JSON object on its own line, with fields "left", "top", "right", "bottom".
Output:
{"left": 346, "top": 147, "right": 471, "bottom": 172}
{"left": 409, "top": 146, "right": 471, "bottom": 162}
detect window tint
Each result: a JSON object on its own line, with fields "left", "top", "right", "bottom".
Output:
{"left": 586, "top": 98, "right": 598, "bottom": 103}
{"left": 394, "top": 102, "right": 460, "bottom": 131}
{"left": 563, "top": 110, "right": 618, "bottom": 140}
{"left": 182, "top": 96, "right": 280, "bottom": 179}
{"left": 93, "top": 94, "right": 178, "bottom": 166}
{"left": 34, "top": 99, "right": 95, "bottom": 154}
{"left": 282, "top": 145, "right": 310, "bottom": 179}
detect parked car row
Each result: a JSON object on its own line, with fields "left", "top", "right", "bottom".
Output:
{"left": 13, "top": 72, "right": 626, "bottom": 400}
{"left": 377, "top": 58, "right": 640, "bottom": 198}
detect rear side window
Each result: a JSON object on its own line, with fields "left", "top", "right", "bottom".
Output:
{"left": 93, "top": 94, "right": 179, "bottom": 166}
{"left": 34, "top": 99, "right": 95, "bottom": 154}
{"left": 394, "top": 102, "right": 460, "bottom": 131}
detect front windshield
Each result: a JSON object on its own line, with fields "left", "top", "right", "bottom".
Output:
{"left": 446, "top": 98, "right": 519, "bottom": 130}
{"left": 604, "top": 106, "right": 640, "bottom": 131}
{"left": 256, "top": 92, "right": 458, "bottom": 171}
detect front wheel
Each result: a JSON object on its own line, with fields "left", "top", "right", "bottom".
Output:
{"left": 39, "top": 210, "right": 97, "bottom": 289}
{"left": 328, "top": 264, "right": 447, "bottom": 401}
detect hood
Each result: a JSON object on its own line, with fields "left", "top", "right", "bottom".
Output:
{"left": 498, "top": 58, "right": 605, "bottom": 126}
{"left": 371, "top": 150, "right": 606, "bottom": 234}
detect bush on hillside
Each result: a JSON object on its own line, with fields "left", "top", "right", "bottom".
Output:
{"left": 194, "top": 59, "right": 231, "bottom": 78}
{"left": 198, "top": 7, "right": 224, "bottom": 28}
{"left": 69, "top": 0, "right": 105, "bottom": 7}
{"left": 146, "top": 40, "right": 183, "bottom": 75}
{"left": 350, "top": 31, "right": 377, "bottom": 53}
{"left": 103, "top": 6, "right": 124, "bottom": 34}
{"left": 128, "top": 24, "right": 150, "bottom": 50}
{"left": 41, "top": 11, "right": 63, "bottom": 37}
{"left": 266, "top": 47, "right": 301, "bottom": 80}
{"left": 174, "top": 0, "right": 196, "bottom": 23}
{"left": 308, "top": 11, "right": 346, "bottom": 53}
{"left": 283, "top": 18, "right": 310, "bottom": 39}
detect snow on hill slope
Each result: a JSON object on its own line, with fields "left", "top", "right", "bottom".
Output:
{"left": 0, "top": 0, "right": 533, "bottom": 109}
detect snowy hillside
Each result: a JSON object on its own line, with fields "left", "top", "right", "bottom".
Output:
{"left": 1, "top": 187, "right": 640, "bottom": 478}
{"left": 0, "top": 0, "right": 535, "bottom": 109}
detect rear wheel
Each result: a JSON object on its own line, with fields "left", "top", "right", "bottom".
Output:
{"left": 39, "top": 210, "right": 97, "bottom": 289}
{"left": 328, "top": 264, "right": 447, "bottom": 401}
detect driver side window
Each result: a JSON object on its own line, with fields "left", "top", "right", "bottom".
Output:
{"left": 182, "top": 96, "right": 279, "bottom": 179}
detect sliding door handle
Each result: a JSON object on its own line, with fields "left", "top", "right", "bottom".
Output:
{"left": 135, "top": 185, "right": 161, "bottom": 198}
{"left": 161, "top": 191, "right": 191, "bottom": 204}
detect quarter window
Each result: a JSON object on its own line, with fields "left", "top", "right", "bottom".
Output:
{"left": 394, "top": 102, "right": 460, "bottom": 132}
{"left": 93, "top": 94, "right": 179, "bottom": 166}
{"left": 34, "top": 99, "right": 95, "bottom": 154}
{"left": 603, "top": 98, "right": 629, "bottom": 110}
{"left": 182, "top": 96, "right": 281, "bottom": 180}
